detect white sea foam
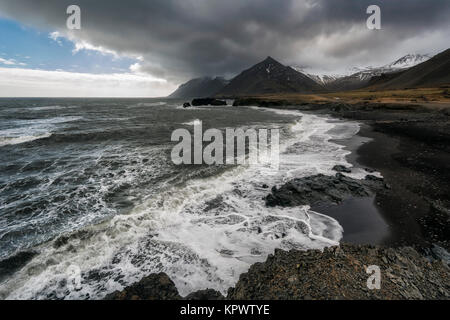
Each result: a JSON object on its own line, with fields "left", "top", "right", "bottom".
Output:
{"left": 0, "top": 133, "right": 53, "bottom": 147}
{"left": 182, "top": 119, "right": 202, "bottom": 126}
{"left": 0, "top": 109, "right": 379, "bottom": 300}
{"left": 0, "top": 116, "right": 81, "bottom": 147}
{"left": 29, "top": 105, "right": 72, "bottom": 111}
{"left": 129, "top": 102, "right": 167, "bottom": 108}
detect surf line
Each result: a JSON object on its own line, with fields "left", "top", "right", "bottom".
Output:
{"left": 171, "top": 120, "right": 280, "bottom": 169}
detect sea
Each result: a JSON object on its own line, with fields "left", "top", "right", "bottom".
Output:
{"left": 0, "top": 98, "right": 368, "bottom": 299}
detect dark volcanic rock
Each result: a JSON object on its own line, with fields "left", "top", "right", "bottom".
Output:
{"left": 265, "top": 173, "right": 384, "bottom": 207}
{"left": 227, "top": 243, "right": 450, "bottom": 300}
{"left": 104, "top": 273, "right": 182, "bottom": 300}
{"left": 332, "top": 165, "right": 352, "bottom": 173}
{"left": 105, "top": 273, "right": 225, "bottom": 300}
{"left": 184, "top": 289, "right": 225, "bottom": 300}
{"left": 192, "top": 98, "right": 227, "bottom": 106}
{"left": 183, "top": 102, "right": 191, "bottom": 108}
{"left": 103, "top": 246, "right": 449, "bottom": 300}
{"left": 330, "top": 103, "right": 352, "bottom": 113}
{"left": 233, "top": 98, "right": 290, "bottom": 107}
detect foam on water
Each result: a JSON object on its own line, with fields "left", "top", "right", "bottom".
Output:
{"left": 182, "top": 119, "right": 202, "bottom": 126}
{"left": 129, "top": 102, "right": 167, "bottom": 108}
{"left": 0, "top": 116, "right": 82, "bottom": 147}
{"left": 0, "top": 133, "right": 53, "bottom": 147}
{"left": 0, "top": 109, "right": 376, "bottom": 300}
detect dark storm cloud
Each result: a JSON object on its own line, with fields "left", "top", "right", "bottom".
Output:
{"left": 1, "top": 0, "right": 449, "bottom": 82}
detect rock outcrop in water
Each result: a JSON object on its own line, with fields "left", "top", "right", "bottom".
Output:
{"left": 191, "top": 98, "right": 227, "bottom": 106}
{"left": 265, "top": 173, "right": 385, "bottom": 207}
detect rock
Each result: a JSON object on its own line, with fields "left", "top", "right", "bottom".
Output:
{"left": 104, "top": 273, "right": 225, "bottom": 301}
{"left": 183, "top": 102, "right": 191, "bottom": 108}
{"left": 226, "top": 243, "right": 450, "bottom": 300}
{"left": 331, "top": 103, "right": 352, "bottom": 113}
{"left": 365, "top": 175, "right": 384, "bottom": 182}
{"left": 265, "top": 173, "right": 384, "bottom": 207}
{"left": 104, "top": 273, "right": 182, "bottom": 300}
{"left": 232, "top": 98, "right": 289, "bottom": 107}
{"left": 191, "top": 98, "right": 227, "bottom": 106}
{"left": 441, "top": 107, "right": 450, "bottom": 116}
{"left": 332, "top": 165, "right": 352, "bottom": 173}
{"left": 185, "top": 289, "right": 225, "bottom": 300}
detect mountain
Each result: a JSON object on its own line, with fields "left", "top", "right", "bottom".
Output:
{"left": 300, "top": 54, "right": 431, "bottom": 91}
{"left": 290, "top": 66, "right": 343, "bottom": 86}
{"left": 168, "top": 76, "right": 229, "bottom": 99}
{"left": 368, "top": 49, "right": 450, "bottom": 89}
{"left": 217, "top": 57, "right": 324, "bottom": 97}
{"left": 384, "top": 53, "right": 432, "bottom": 70}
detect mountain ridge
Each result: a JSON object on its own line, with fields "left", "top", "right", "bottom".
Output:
{"left": 295, "top": 54, "right": 431, "bottom": 91}
{"left": 167, "top": 51, "right": 448, "bottom": 98}
{"left": 168, "top": 76, "right": 229, "bottom": 99}
{"left": 216, "top": 56, "right": 324, "bottom": 96}
{"left": 368, "top": 49, "right": 450, "bottom": 89}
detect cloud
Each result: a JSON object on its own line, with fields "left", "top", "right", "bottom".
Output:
{"left": 0, "top": 0, "right": 449, "bottom": 82}
{"left": 49, "top": 30, "right": 121, "bottom": 57}
{"left": 0, "top": 67, "right": 175, "bottom": 97}
{"left": 0, "top": 57, "right": 26, "bottom": 66}
{"left": 0, "top": 57, "right": 16, "bottom": 65}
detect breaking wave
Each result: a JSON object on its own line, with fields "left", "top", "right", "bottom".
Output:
{"left": 0, "top": 105, "right": 371, "bottom": 300}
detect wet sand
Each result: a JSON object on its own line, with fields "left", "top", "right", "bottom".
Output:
{"left": 306, "top": 103, "right": 450, "bottom": 251}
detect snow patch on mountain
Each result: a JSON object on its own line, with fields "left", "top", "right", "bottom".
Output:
{"left": 294, "top": 54, "right": 431, "bottom": 86}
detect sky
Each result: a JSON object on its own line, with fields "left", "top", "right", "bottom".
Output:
{"left": 0, "top": 0, "right": 449, "bottom": 97}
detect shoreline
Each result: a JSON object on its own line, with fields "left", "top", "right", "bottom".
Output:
{"left": 247, "top": 99, "right": 450, "bottom": 252}
{"left": 311, "top": 121, "right": 392, "bottom": 246}
{"left": 106, "top": 100, "right": 450, "bottom": 300}
{"left": 335, "top": 105, "right": 449, "bottom": 252}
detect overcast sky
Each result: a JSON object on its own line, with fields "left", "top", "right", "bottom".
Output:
{"left": 0, "top": 0, "right": 449, "bottom": 97}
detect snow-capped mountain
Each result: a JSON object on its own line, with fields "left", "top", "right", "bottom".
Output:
{"left": 290, "top": 66, "right": 344, "bottom": 85}
{"left": 295, "top": 54, "right": 431, "bottom": 89}
{"left": 384, "top": 53, "right": 432, "bottom": 70}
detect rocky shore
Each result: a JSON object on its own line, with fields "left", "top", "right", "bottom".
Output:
{"left": 106, "top": 99, "right": 450, "bottom": 300}
{"left": 234, "top": 98, "right": 450, "bottom": 251}
{"left": 106, "top": 243, "right": 449, "bottom": 300}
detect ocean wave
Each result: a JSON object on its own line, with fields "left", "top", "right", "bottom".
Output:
{"left": 0, "top": 133, "right": 53, "bottom": 147}
{"left": 0, "top": 110, "right": 379, "bottom": 300}
{"left": 129, "top": 102, "right": 167, "bottom": 108}
{"left": 182, "top": 119, "right": 202, "bottom": 126}
{"left": 0, "top": 116, "right": 82, "bottom": 148}
{"left": 29, "top": 106, "right": 72, "bottom": 111}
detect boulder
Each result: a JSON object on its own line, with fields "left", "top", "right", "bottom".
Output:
{"left": 332, "top": 165, "right": 352, "bottom": 173}
{"left": 104, "top": 273, "right": 182, "bottom": 300}
{"left": 191, "top": 98, "right": 227, "bottom": 106}
{"left": 265, "top": 173, "right": 384, "bottom": 207}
